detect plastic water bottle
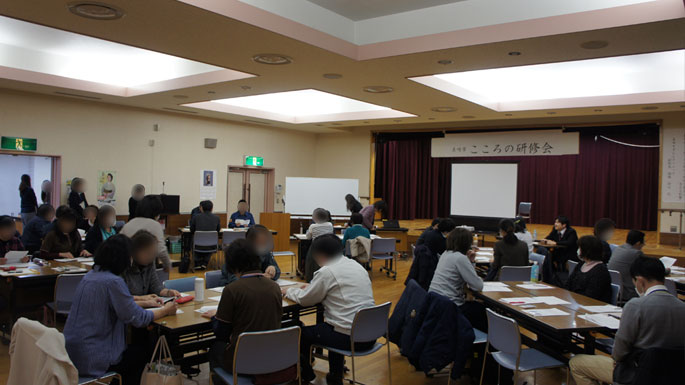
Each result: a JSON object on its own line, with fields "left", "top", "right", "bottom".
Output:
{"left": 533, "top": 229, "right": 538, "bottom": 240}
{"left": 530, "top": 261, "right": 539, "bottom": 282}
{"left": 195, "top": 278, "right": 205, "bottom": 301}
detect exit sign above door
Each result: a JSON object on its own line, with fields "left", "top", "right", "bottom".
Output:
{"left": 1, "top": 136, "right": 37, "bottom": 152}
{"left": 244, "top": 155, "right": 264, "bottom": 166}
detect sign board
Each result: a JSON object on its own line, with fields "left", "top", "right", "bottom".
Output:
{"left": 245, "top": 155, "right": 264, "bottom": 166}
{"left": 431, "top": 130, "right": 579, "bottom": 158}
{"left": 1, "top": 136, "right": 37, "bottom": 152}
{"left": 662, "top": 128, "right": 685, "bottom": 203}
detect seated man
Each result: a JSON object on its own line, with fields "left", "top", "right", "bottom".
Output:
{"left": 422, "top": 218, "right": 456, "bottom": 257}
{"left": 607, "top": 230, "right": 646, "bottom": 301}
{"left": 204, "top": 239, "right": 282, "bottom": 384}
{"left": 569, "top": 256, "right": 685, "bottom": 385}
{"left": 219, "top": 224, "right": 281, "bottom": 286}
{"left": 284, "top": 234, "right": 375, "bottom": 385}
{"left": 415, "top": 218, "right": 440, "bottom": 246}
{"left": 21, "top": 204, "right": 55, "bottom": 254}
{"left": 0, "top": 216, "right": 28, "bottom": 264}
{"left": 541, "top": 215, "right": 579, "bottom": 270}
{"left": 228, "top": 199, "right": 255, "bottom": 228}
{"left": 189, "top": 200, "right": 221, "bottom": 270}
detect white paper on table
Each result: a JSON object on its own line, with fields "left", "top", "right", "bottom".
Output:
{"left": 3, "top": 262, "right": 32, "bottom": 268}
{"left": 235, "top": 219, "right": 250, "bottom": 227}
{"left": 52, "top": 266, "right": 87, "bottom": 273}
{"left": 209, "top": 287, "right": 224, "bottom": 293}
{"left": 660, "top": 257, "right": 677, "bottom": 269}
{"left": 670, "top": 265, "right": 685, "bottom": 272}
{"left": 478, "top": 247, "right": 494, "bottom": 252}
{"left": 580, "top": 305, "right": 623, "bottom": 313}
{"left": 516, "top": 283, "right": 554, "bottom": 290}
{"left": 4, "top": 251, "right": 28, "bottom": 264}
{"left": 524, "top": 308, "right": 569, "bottom": 317}
{"left": 276, "top": 279, "right": 300, "bottom": 287}
{"left": 482, "top": 282, "right": 512, "bottom": 292}
{"left": 474, "top": 257, "right": 492, "bottom": 263}
{"left": 176, "top": 309, "right": 184, "bottom": 315}
{"left": 535, "top": 296, "right": 571, "bottom": 305}
{"left": 282, "top": 300, "right": 291, "bottom": 307}
{"left": 579, "top": 314, "right": 620, "bottom": 329}
{"left": 195, "top": 305, "right": 218, "bottom": 314}
{"left": 500, "top": 297, "right": 545, "bottom": 305}
{"left": 671, "top": 276, "right": 685, "bottom": 283}
{"left": 76, "top": 257, "right": 94, "bottom": 262}
{"left": 82, "top": 261, "right": 95, "bottom": 266}
{"left": 54, "top": 258, "right": 77, "bottom": 263}
{"left": 208, "top": 296, "right": 222, "bottom": 302}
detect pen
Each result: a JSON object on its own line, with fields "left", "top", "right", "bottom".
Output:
{"left": 509, "top": 301, "right": 525, "bottom": 305}
{"left": 608, "top": 314, "right": 621, "bottom": 320}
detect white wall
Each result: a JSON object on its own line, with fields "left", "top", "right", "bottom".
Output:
{"left": 0, "top": 154, "right": 51, "bottom": 216}
{"left": 0, "top": 89, "right": 317, "bottom": 214}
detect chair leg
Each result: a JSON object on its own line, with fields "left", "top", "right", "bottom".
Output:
{"left": 386, "top": 341, "right": 392, "bottom": 385}
{"left": 351, "top": 354, "right": 356, "bottom": 385}
{"left": 566, "top": 367, "right": 570, "bottom": 385}
{"left": 513, "top": 369, "right": 518, "bottom": 385}
{"left": 533, "top": 369, "right": 536, "bottom": 385}
{"left": 479, "top": 343, "right": 489, "bottom": 385}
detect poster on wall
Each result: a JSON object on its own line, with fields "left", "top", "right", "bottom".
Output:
{"left": 662, "top": 128, "right": 685, "bottom": 204}
{"left": 200, "top": 169, "right": 217, "bottom": 200}
{"left": 97, "top": 170, "right": 117, "bottom": 206}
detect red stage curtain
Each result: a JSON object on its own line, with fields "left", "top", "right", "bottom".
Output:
{"left": 374, "top": 124, "right": 659, "bottom": 230}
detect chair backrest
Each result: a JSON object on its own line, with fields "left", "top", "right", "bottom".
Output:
{"left": 344, "top": 240, "right": 352, "bottom": 257}
{"left": 528, "top": 253, "right": 545, "bottom": 270}
{"left": 499, "top": 266, "right": 532, "bottom": 281}
{"left": 163, "top": 277, "right": 195, "bottom": 292}
{"left": 234, "top": 326, "right": 301, "bottom": 376}
{"left": 54, "top": 273, "right": 86, "bottom": 305}
{"left": 568, "top": 260, "right": 579, "bottom": 274}
{"left": 193, "top": 231, "right": 219, "bottom": 248}
{"left": 608, "top": 269, "right": 622, "bottom": 287}
{"left": 205, "top": 270, "right": 222, "bottom": 289}
{"left": 610, "top": 283, "right": 621, "bottom": 306}
{"left": 222, "top": 230, "right": 246, "bottom": 246}
{"left": 371, "top": 238, "right": 396, "bottom": 255}
{"left": 351, "top": 302, "right": 392, "bottom": 343}
{"left": 665, "top": 279, "right": 677, "bottom": 296}
{"left": 156, "top": 268, "right": 169, "bottom": 285}
{"left": 609, "top": 243, "right": 618, "bottom": 252}
{"left": 485, "top": 308, "right": 521, "bottom": 357}
{"left": 518, "top": 202, "right": 532, "bottom": 215}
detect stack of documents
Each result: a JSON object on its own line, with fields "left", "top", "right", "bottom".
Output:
{"left": 660, "top": 257, "right": 677, "bottom": 269}
{"left": 276, "top": 279, "right": 299, "bottom": 287}
{"left": 580, "top": 305, "right": 622, "bottom": 313}
{"left": 4, "top": 251, "right": 28, "bottom": 265}
{"left": 524, "top": 308, "right": 569, "bottom": 317}
{"left": 195, "top": 305, "right": 218, "bottom": 314}
{"left": 500, "top": 296, "right": 570, "bottom": 305}
{"left": 516, "top": 283, "right": 554, "bottom": 290}
{"left": 579, "top": 314, "right": 620, "bottom": 329}
{"left": 482, "top": 282, "right": 512, "bottom": 292}
{"left": 209, "top": 287, "right": 224, "bottom": 293}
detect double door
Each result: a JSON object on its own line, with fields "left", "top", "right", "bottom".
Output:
{"left": 226, "top": 166, "right": 275, "bottom": 222}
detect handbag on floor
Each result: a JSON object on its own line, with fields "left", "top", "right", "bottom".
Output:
{"left": 141, "top": 335, "right": 182, "bottom": 385}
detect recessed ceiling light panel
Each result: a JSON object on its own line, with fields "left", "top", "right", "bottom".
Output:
{"left": 183, "top": 89, "right": 414, "bottom": 124}
{"left": 363, "top": 85, "right": 394, "bottom": 93}
{"left": 68, "top": 2, "right": 124, "bottom": 20}
{"left": 253, "top": 54, "right": 292, "bottom": 65}
{"left": 431, "top": 106, "right": 456, "bottom": 112}
{"left": 409, "top": 50, "right": 685, "bottom": 111}
{"left": 0, "top": 15, "right": 254, "bottom": 96}
{"left": 581, "top": 40, "right": 609, "bottom": 50}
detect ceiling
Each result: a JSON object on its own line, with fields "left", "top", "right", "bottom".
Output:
{"left": 305, "top": 0, "right": 465, "bottom": 21}
{"left": 0, "top": 0, "right": 683, "bottom": 134}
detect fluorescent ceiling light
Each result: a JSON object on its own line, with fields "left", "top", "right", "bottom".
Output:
{"left": 0, "top": 15, "right": 254, "bottom": 96}
{"left": 409, "top": 50, "right": 685, "bottom": 111}
{"left": 183, "top": 89, "right": 415, "bottom": 123}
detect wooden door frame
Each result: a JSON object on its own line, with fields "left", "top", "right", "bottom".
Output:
{"left": 0, "top": 150, "right": 61, "bottom": 208}
{"left": 226, "top": 165, "right": 275, "bottom": 222}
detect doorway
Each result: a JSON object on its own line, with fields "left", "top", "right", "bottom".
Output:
{"left": 226, "top": 166, "right": 275, "bottom": 223}
{"left": 0, "top": 152, "right": 61, "bottom": 216}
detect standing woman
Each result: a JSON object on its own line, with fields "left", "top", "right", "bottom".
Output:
{"left": 345, "top": 194, "right": 363, "bottom": 214}
{"left": 40, "top": 180, "right": 52, "bottom": 205}
{"left": 84, "top": 205, "right": 118, "bottom": 254}
{"left": 359, "top": 200, "right": 388, "bottom": 230}
{"left": 19, "top": 174, "right": 38, "bottom": 226}
{"left": 68, "top": 177, "right": 88, "bottom": 218}
{"left": 128, "top": 184, "right": 145, "bottom": 220}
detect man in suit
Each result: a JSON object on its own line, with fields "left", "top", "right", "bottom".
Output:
{"left": 608, "top": 230, "right": 646, "bottom": 301}
{"left": 422, "top": 218, "right": 456, "bottom": 257}
{"left": 542, "top": 215, "right": 579, "bottom": 270}
{"left": 569, "top": 256, "right": 685, "bottom": 385}
{"left": 190, "top": 200, "right": 221, "bottom": 270}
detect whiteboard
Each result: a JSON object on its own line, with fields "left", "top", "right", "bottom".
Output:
{"left": 450, "top": 163, "right": 518, "bottom": 218}
{"left": 285, "top": 177, "right": 359, "bottom": 216}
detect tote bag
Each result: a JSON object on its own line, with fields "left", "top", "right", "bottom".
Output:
{"left": 141, "top": 336, "right": 183, "bottom": 385}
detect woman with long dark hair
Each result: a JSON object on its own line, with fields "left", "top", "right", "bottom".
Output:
{"left": 344, "top": 194, "right": 363, "bottom": 214}
{"left": 40, "top": 207, "right": 91, "bottom": 259}
{"left": 18, "top": 174, "right": 38, "bottom": 225}
{"left": 486, "top": 218, "right": 529, "bottom": 281}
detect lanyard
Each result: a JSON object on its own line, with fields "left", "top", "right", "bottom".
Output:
{"left": 240, "top": 273, "right": 264, "bottom": 279}
{"left": 646, "top": 289, "right": 670, "bottom": 296}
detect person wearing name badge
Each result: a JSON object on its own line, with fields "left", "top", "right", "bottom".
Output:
{"left": 0, "top": 216, "right": 27, "bottom": 264}
{"left": 569, "top": 256, "right": 685, "bottom": 385}
{"left": 228, "top": 199, "right": 255, "bottom": 228}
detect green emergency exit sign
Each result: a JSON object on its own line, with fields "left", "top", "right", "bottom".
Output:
{"left": 245, "top": 155, "right": 264, "bottom": 166}
{"left": 1, "top": 136, "right": 37, "bottom": 152}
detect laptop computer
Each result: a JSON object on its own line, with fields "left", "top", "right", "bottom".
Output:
{"left": 382, "top": 220, "right": 400, "bottom": 229}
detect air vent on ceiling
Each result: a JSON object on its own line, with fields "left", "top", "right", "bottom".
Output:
{"left": 54, "top": 91, "right": 102, "bottom": 100}
{"left": 162, "top": 107, "right": 198, "bottom": 114}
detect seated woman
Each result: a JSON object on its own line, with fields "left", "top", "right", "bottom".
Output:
{"left": 40, "top": 208, "right": 90, "bottom": 260}
{"left": 428, "top": 228, "right": 486, "bottom": 331}
{"left": 64, "top": 235, "right": 177, "bottom": 384}
{"left": 123, "top": 230, "right": 181, "bottom": 308}
{"left": 567, "top": 235, "right": 612, "bottom": 303}
{"left": 341, "top": 212, "right": 371, "bottom": 246}
{"left": 204, "top": 239, "right": 283, "bottom": 384}
{"left": 593, "top": 218, "right": 616, "bottom": 263}
{"left": 0, "top": 216, "right": 28, "bottom": 264}
{"left": 83, "top": 205, "right": 117, "bottom": 254}
{"left": 120, "top": 195, "right": 171, "bottom": 271}
{"left": 486, "top": 218, "right": 529, "bottom": 281}
{"left": 219, "top": 225, "right": 281, "bottom": 286}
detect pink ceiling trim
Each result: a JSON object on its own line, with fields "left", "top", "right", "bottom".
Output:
{"left": 180, "top": 0, "right": 684, "bottom": 61}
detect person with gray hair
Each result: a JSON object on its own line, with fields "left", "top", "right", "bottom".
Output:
{"left": 128, "top": 184, "right": 145, "bottom": 220}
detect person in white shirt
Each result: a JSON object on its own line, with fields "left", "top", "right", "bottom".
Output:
{"left": 305, "top": 208, "right": 334, "bottom": 240}
{"left": 284, "top": 234, "right": 375, "bottom": 385}
{"left": 119, "top": 196, "right": 171, "bottom": 272}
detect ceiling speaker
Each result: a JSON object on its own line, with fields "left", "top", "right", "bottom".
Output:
{"left": 204, "top": 138, "right": 217, "bottom": 149}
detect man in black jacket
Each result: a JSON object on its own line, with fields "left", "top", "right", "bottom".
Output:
{"left": 422, "top": 218, "right": 457, "bottom": 257}
{"left": 190, "top": 200, "right": 221, "bottom": 269}
{"left": 541, "top": 215, "right": 579, "bottom": 270}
